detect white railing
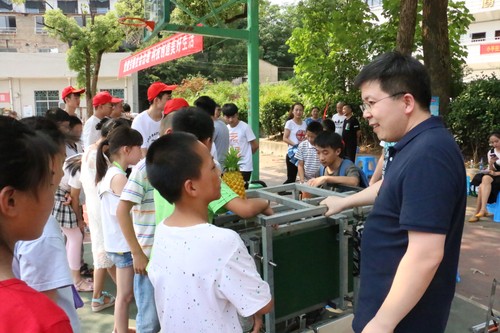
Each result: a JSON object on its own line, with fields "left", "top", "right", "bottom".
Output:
{"left": 0, "top": 27, "right": 16, "bottom": 34}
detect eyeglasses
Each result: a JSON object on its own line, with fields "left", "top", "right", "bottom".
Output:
{"left": 360, "top": 91, "right": 407, "bottom": 113}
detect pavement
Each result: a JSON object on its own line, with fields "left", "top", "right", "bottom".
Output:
{"left": 76, "top": 144, "right": 500, "bottom": 332}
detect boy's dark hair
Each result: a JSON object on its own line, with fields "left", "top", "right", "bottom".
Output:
{"left": 20, "top": 116, "right": 66, "bottom": 153}
{"left": 314, "top": 130, "right": 344, "bottom": 150}
{"left": 150, "top": 91, "right": 171, "bottom": 105}
{"left": 95, "top": 126, "right": 143, "bottom": 184}
{"left": 354, "top": 51, "right": 431, "bottom": 111}
{"left": 146, "top": 132, "right": 202, "bottom": 203}
{"left": 123, "top": 103, "right": 131, "bottom": 112}
{"left": 306, "top": 121, "right": 323, "bottom": 134}
{"left": 97, "top": 118, "right": 131, "bottom": 138}
{"left": 45, "top": 107, "right": 71, "bottom": 123}
{"left": 194, "top": 95, "right": 217, "bottom": 116}
{"left": 172, "top": 106, "right": 214, "bottom": 141}
{"left": 221, "top": 103, "right": 238, "bottom": 117}
{"left": 68, "top": 115, "right": 82, "bottom": 129}
{"left": 4, "top": 116, "right": 59, "bottom": 197}
{"left": 322, "top": 118, "right": 335, "bottom": 132}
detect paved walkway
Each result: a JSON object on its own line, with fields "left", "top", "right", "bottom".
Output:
{"left": 77, "top": 149, "right": 499, "bottom": 332}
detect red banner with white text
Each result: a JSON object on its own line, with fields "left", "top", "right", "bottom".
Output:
{"left": 118, "top": 33, "right": 203, "bottom": 77}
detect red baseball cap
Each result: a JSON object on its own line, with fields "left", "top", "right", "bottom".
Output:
{"left": 164, "top": 98, "right": 189, "bottom": 116}
{"left": 111, "top": 97, "right": 123, "bottom": 104}
{"left": 62, "top": 86, "right": 85, "bottom": 100}
{"left": 92, "top": 91, "right": 113, "bottom": 107}
{"left": 147, "top": 82, "right": 177, "bottom": 102}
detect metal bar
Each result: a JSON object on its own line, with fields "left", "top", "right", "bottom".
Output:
{"left": 261, "top": 213, "right": 276, "bottom": 333}
{"left": 159, "top": 23, "right": 249, "bottom": 40}
{"left": 248, "top": 0, "right": 260, "bottom": 181}
{"left": 338, "top": 217, "right": 349, "bottom": 310}
{"left": 169, "top": 0, "right": 201, "bottom": 23}
{"left": 205, "top": 0, "right": 226, "bottom": 27}
{"left": 193, "top": 0, "right": 245, "bottom": 27}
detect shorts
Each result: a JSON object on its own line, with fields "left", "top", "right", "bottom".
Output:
{"left": 106, "top": 251, "right": 133, "bottom": 268}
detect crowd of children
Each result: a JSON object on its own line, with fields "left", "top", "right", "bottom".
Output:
{"left": 2, "top": 79, "right": 372, "bottom": 332}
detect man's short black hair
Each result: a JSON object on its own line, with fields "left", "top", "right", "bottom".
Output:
{"left": 146, "top": 132, "right": 202, "bottom": 203}
{"left": 221, "top": 103, "right": 238, "bottom": 117}
{"left": 354, "top": 51, "right": 431, "bottom": 111}
{"left": 314, "top": 130, "right": 343, "bottom": 150}
{"left": 306, "top": 121, "right": 323, "bottom": 134}
{"left": 172, "top": 106, "right": 214, "bottom": 141}
{"left": 194, "top": 95, "right": 217, "bottom": 116}
{"left": 322, "top": 118, "right": 335, "bottom": 132}
{"left": 45, "top": 107, "right": 71, "bottom": 123}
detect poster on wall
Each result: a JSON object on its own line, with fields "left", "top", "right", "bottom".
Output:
{"left": 430, "top": 96, "right": 439, "bottom": 116}
{"left": 23, "top": 105, "right": 33, "bottom": 118}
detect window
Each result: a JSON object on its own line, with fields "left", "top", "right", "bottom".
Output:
{"left": 471, "top": 32, "right": 486, "bottom": 42}
{"left": 101, "top": 88, "right": 124, "bottom": 99}
{"left": 0, "top": 16, "right": 16, "bottom": 34}
{"left": 35, "top": 90, "right": 59, "bottom": 116}
{"left": 35, "top": 16, "right": 46, "bottom": 34}
{"left": 57, "top": 0, "right": 78, "bottom": 14}
{"left": 25, "top": 0, "right": 45, "bottom": 14}
{"left": 0, "top": 0, "right": 12, "bottom": 12}
{"left": 89, "top": 0, "right": 109, "bottom": 14}
{"left": 0, "top": 47, "right": 16, "bottom": 52}
{"left": 72, "top": 15, "right": 86, "bottom": 27}
{"left": 366, "top": 0, "right": 382, "bottom": 7}
{"left": 38, "top": 48, "right": 58, "bottom": 53}
{"left": 496, "top": 30, "right": 500, "bottom": 40}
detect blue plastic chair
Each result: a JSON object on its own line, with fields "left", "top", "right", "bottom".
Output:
{"left": 486, "top": 192, "right": 500, "bottom": 223}
{"left": 355, "top": 155, "right": 377, "bottom": 179}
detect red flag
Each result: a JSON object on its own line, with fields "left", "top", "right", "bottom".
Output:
{"left": 322, "top": 101, "right": 330, "bottom": 120}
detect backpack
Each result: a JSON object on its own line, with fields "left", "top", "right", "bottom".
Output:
{"left": 319, "top": 159, "right": 369, "bottom": 188}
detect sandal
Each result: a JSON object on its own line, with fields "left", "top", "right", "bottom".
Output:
{"left": 80, "top": 263, "right": 94, "bottom": 277}
{"left": 75, "top": 279, "right": 93, "bottom": 292}
{"left": 468, "top": 216, "right": 480, "bottom": 223}
{"left": 92, "top": 291, "right": 115, "bottom": 312}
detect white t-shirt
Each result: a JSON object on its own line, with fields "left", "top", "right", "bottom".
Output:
{"left": 12, "top": 216, "right": 81, "bottom": 333}
{"left": 284, "top": 119, "right": 307, "bottom": 147}
{"left": 132, "top": 110, "right": 160, "bottom": 150}
{"left": 82, "top": 115, "right": 102, "bottom": 150}
{"left": 227, "top": 121, "right": 256, "bottom": 172}
{"left": 99, "top": 166, "right": 130, "bottom": 253}
{"left": 332, "top": 113, "right": 346, "bottom": 136}
{"left": 148, "top": 223, "right": 271, "bottom": 333}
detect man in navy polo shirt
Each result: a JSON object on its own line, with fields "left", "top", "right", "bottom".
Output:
{"left": 321, "top": 52, "right": 466, "bottom": 333}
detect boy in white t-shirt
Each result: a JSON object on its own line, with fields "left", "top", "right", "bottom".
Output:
{"left": 222, "top": 103, "right": 258, "bottom": 183}
{"left": 146, "top": 132, "right": 273, "bottom": 333}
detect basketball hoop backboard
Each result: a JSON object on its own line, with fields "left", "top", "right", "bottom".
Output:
{"left": 144, "top": 0, "right": 170, "bottom": 41}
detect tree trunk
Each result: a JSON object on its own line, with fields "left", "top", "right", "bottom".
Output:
{"left": 422, "top": 0, "right": 452, "bottom": 116}
{"left": 396, "top": 0, "right": 418, "bottom": 55}
{"left": 85, "top": 48, "right": 93, "bottom": 120}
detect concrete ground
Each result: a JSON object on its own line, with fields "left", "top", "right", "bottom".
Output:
{"left": 76, "top": 146, "right": 500, "bottom": 332}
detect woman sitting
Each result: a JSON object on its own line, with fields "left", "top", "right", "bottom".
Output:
{"left": 469, "top": 131, "right": 500, "bottom": 222}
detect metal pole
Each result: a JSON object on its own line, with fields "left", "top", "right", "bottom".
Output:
{"left": 247, "top": 0, "right": 260, "bottom": 181}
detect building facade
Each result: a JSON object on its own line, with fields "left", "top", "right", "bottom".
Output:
{"left": 0, "top": 0, "right": 138, "bottom": 119}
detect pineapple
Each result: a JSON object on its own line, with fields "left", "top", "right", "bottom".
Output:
{"left": 222, "top": 147, "right": 246, "bottom": 199}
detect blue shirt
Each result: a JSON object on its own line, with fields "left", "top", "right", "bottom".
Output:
{"left": 353, "top": 116, "right": 466, "bottom": 333}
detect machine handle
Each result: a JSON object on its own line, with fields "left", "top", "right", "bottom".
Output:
{"left": 254, "top": 253, "right": 278, "bottom": 267}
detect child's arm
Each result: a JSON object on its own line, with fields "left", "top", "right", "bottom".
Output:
{"left": 251, "top": 299, "right": 274, "bottom": 333}
{"left": 250, "top": 139, "right": 259, "bottom": 154}
{"left": 307, "top": 175, "right": 359, "bottom": 187}
{"left": 225, "top": 197, "right": 273, "bottom": 217}
{"left": 69, "top": 187, "right": 84, "bottom": 231}
{"left": 297, "top": 160, "right": 306, "bottom": 183}
{"left": 116, "top": 200, "right": 149, "bottom": 275}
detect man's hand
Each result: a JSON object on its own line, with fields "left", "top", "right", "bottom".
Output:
{"left": 307, "top": 176, "right": 326, "bottom": 188}
{"left": 132, "top": 251, "right": 149, "bottom": 275}
{"left": 320, "top": 196, "right": 348, "bottom": 216}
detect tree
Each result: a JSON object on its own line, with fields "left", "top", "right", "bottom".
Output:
{"left": 422, "top": 0, "right": 452, "bottom": 116}
{"left": 44, "top": 9, "right": 125, "bottom": 118}
{"left": 287, "top": 0, "right": 378, "bottom": 108}
{"left": 395, "top": 0, "right": 418, "bottom": 55}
